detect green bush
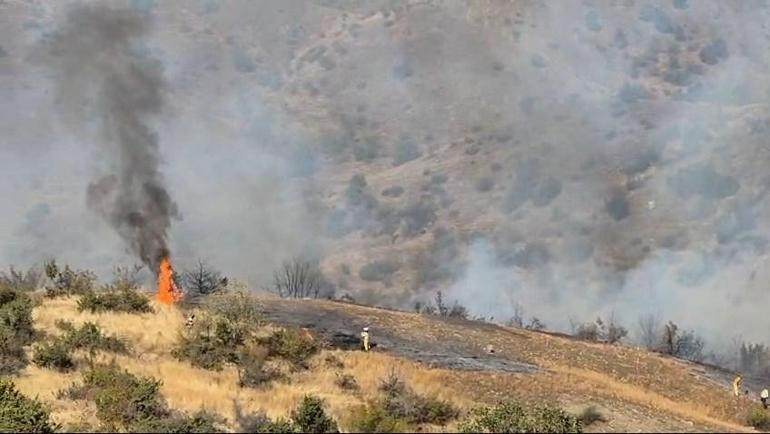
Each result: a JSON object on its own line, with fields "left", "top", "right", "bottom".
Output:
{"left": 0, "top": 379, "right": 60, "bottom": 433}
{"left": 128, "top": 410, "right": 226, "bottom": 433}
{"left": 261, "top": 328, "right": 318, "bottom": 367}
{"left": 80, "top": 363, "right": 167, "bottom": 429}
{"left": 201, "top": 289, "right": 262, "bottom": 326}
{"left": 346, "top": 403, "right": 410, "bottom": 433}
{"left": 0, "top": 286, "right": 35, "bottom": 374}
{"left": 58, "top": 321, "right": 128, "bottom": 354}
{"left": 290, "top": 395, "right": 339, "bottom": 433}
{"left": 377, "top": 371, "right": 459, "bottom": 425}
{"left": 748, "top": 406, "right": 770, "bottom": 431}
{"left": 77, "top": 288, "right": 152, "bottom": 314}
{"left": 44, "top": 261, "right": 96, "bottom": 298}
{"left": 32, "top": 340, "right": 75, "bottom": 371}
{"left": 459, "top": 400, "right": 583, "bottom": 433}
{"left": 237, "top": 412, "right": 297, "bottom": 433}
{"left": 172, "top": 316, "right": 244, "bottom": 370}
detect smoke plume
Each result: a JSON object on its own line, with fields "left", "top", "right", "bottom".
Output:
{"left": 44, "top": 5, "right": 178, "bottom": 272}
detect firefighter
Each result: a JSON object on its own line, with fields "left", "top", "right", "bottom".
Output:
{"left": 734, "top": 374, "right": 743, "bottom": 397}
{"left": 361, "top": 327, "right": 370, "bottom": 352}
{"left": 762, "top": 388, "right": 769, "bottom": 409}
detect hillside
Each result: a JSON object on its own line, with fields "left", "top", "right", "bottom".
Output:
{"left": 6, "top": 289, "right": 760, "bottom": 433}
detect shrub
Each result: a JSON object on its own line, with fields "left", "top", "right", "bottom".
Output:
{"left": 128, "top": 410, "right": 226, "bottom": 433}
{"left": 659, "top": 321, "right": 705, "bottom": 362}
{"left": 80, "top": 363, "right": 167, "bottom": 429}
{"left": 747, "top": 406, "right": 770, "bottom": 431}
{"left": 0, "top": 380, "right": 59, "bottom": 433}
{"left": 393, "top": 139, "right": 422, "bottom": 166}
{"left": 262, "top": 328, "right": 318, "bottom": 367}
{"left": 335, "top": 373, "right": 359, "bottom": 392}
{"left": 378, "top": 371, "right": 459, "bottom": 425}
{"left": 77, "top": 288, "right": 152, "bottom": 314}
{"left": 32, "top": 340, "right": 75, "bottom": 371}
{"left": 58, "top": 321, "right": 128, "bottom": 354}
{"left": 44, "top": 260, "right": 96, "bottom": 298}
{"left": 0, "top": 265, "right": 42, "bottom": 292}
{"left": 172, "top": 316, "right": 244, "bottom": 370}
{"left": 236, "top": 412, "right": 296, "bottom": 433}
{"left": 0, "top": 286, "right": 35, "bottom": 342}
{"left": 346, "top": 403, "right": 409, "bottom": 433}
{"left": 459, "top": 401, "right": 582, "bottom": 433}
{"left": 181, "top": 260, "right": 227, "bottom": 299}
{"left": 201, "top": 289, "right": 262, "bottom": 327}
{"left": 291, "top": 395, "right": 338, "bottom": 433}
{"left": 237, "top": 346, "right": 281, "bottom": 388}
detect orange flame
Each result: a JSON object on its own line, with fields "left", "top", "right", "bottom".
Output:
{"left": 158, "top": 257, "right": 183, "bottom": 304}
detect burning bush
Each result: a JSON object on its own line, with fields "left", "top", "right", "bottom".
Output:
{"left": 459, "top": 401, "right": 582, "bottom": 433}
{"left": 44, "top": 260, "right": 97, "bottom": 298}
{"left": 0, "top": 380, "right": 59, "bottom": 433}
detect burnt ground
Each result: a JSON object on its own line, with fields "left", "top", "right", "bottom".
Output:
{"left": 254, "top": 296, "right": 759, "bottom": 433}
{"left": 258, "top": 297, "right": 538, "bottom": 374}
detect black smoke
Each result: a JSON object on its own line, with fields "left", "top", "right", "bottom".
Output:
{"left": 44, "top": 5, "right": 178, "bottom": 273}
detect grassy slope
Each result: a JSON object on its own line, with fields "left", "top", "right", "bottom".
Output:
{"left": 10, "top": 295, "right": 755, "bottom": 433}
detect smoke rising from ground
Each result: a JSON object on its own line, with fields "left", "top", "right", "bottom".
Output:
{"left": 2, "top": 1, "right": 770, "bottom": 354}
{"left": 42, "top": 5, "right": 178, "bottom": 273}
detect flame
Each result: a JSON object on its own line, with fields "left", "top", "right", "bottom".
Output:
{"left": 158, "top": 257, "right": 183, "bottom": 304}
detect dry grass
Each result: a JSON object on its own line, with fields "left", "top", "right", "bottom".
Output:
{"left": 32, "top": 296, "right": 184, "bottom": 355}
{"left": 20, "top": 297, "right": 475, "bottom": 431}
{"left": 12, "top": 295, "right": 755, "bottom": 433}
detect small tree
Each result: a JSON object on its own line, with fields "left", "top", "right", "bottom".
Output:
{"left": 0, "top": 380, "right": 59, "bottom": 433}
{"left": 0, "top": 265, "right": 42, "bottom": 292}
{"left": 291, "top": 395, "right": 339, "bottom": 433}
{"left": 507, "top": 302, "right": 525, "bottom": 328}
{"left": 273, "top": 258, "right": 324, "bottom": 299}
{"left": 660, "top": 321, "right": 705, "bottom": 362}
{"left": 181, "top": 260, "right": 227, "bottom": 298}
{"left": 525, "top": 317, "right": 546, "bottom": 331}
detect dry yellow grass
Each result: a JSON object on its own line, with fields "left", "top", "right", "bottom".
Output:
{"left": 13, "top": 294, "right": 754, "bottom": 433}
{"left": 20, "top": 297, "right": 477, "bottom": 431}
{"left": 32, "top": 296, "right": 185, "bottom": 355}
